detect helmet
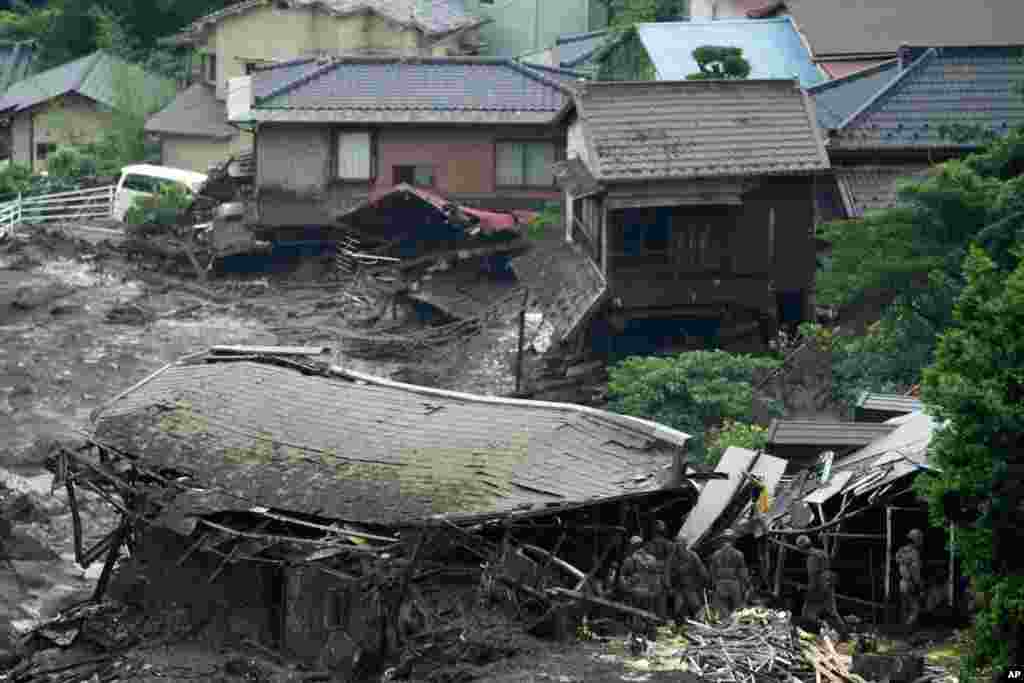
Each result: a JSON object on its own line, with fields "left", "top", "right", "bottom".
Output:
{"left": 629, "top": 535, "right": 644, "bottom": 546}
{"left": 654, "top": 520, "right": 668, "bottom": 535}
{"left": 908, "top": 529, "right": 924, "bottom": 543}
{"left": 721, "top": 529, "right": 736, "bottom": 540}
{"left": 796, "top": 535, "right": 812, "bottom": 549}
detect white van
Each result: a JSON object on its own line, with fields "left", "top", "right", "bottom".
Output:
{"left": 112, "top": 164, "right": 208, "bottom": 222}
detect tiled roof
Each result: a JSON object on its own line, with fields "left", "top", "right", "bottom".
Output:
{"left": 572, "top": 79, "right": 830, "bottom": 182}
{"left": 247, "top": 57, "right": 570, "bottom": 124}
{"left": 833, "top": 164, "right": 933, "bottom": 217}
{"left": 785, "top": 0, "right": 1024, "bottom": 60}
{"left": 145, "top": 82, "right": 237, "bottom": 140}
{"left": 0, "top": 51, "right": 175, "bottom": 114}
{"left": 91, "top": 353, "right": 690, "bottom": 525}
{"left": 807, "top": 59, "right": 899, "bottom": 130}
{"left": 556, "top": 30, "right": 610, "bottom": 69}
{"left": 518, "top": 62, "right": 589, "bottom": 88}
{"left": 766, "top": 419, "right": 897, "bottom": 447}
{"left": 170, "top": 0, "right": 483, "bottom": 44}
{"left": 830, "top": 47, "right": 1024, "bottom": 151}
{"left": 631, "top": 18, "right": 825, "bottom": 88}
{"left": 0, "top": 40, "right": 36, "bottom": 94}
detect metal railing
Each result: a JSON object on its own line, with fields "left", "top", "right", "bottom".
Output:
{"left": 0, "top": 184, "right": 116, "bottom": 239}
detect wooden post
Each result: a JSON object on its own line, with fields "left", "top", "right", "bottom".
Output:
{"left": 884, "top": 506, "right": 893, "bottom": 603}
{"left": 93, "top": 518, "right": 129, "bottom": 603}
{"left": 515, "top": 289, "right": 529, "bottom": 393}
{"left": 773, "top": 541, "right": 785, "bottom": 597}
{"left": 869, "top": 546, "right": 878, "bottom": 626}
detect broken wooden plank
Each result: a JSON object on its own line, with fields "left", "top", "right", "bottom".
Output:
{"left": 518, "top": 544, "right": 586, "bottom": 581}
{"left": 546, "top": 587, "right": 668, "bottom": 625}
{"left": 211, "top": 345, "right": 332, "bottom": 356}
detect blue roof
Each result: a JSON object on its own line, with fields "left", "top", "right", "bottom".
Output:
{"left": 556, "top": 29, "right": 609, "bottom": 69}
{"left": 831, "top": 46, "right": 1024, "bottom": 150}
{"left": 807, "top": 60, "right": 900, "bottom": 130}
{"left": 633, "top": 18, "right": 825, "bottom": 88}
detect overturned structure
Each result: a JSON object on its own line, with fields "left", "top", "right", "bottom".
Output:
{"left": 57, "top": 347, "right": 699, "bottom": 676}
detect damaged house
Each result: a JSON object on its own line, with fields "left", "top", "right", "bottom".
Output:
{"left": 61, "top": 347, "right": 699, "bottom": 675}
{"left": 554, "top": 78, "right": 830, "bottom": 356}
{"left": 226, "top": 56, "right": 574, "bottom": 233}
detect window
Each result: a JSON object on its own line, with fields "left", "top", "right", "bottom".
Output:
{"left": 393, "top": 164, "right": 434, "bottom": 187}
{"left": 35, "top": 143, "right": 57, "bottom": 161}
{"left": 205, "top": 53, "right": 217, "bottom": 83}
{"left": 121, "top": 174, "right": 189, "bottom": 195}
{"left": 496, "top": 141, "right": 556, "bottom": 187}
{"left": 673, "top": 218, "right": 724, "bottom": 270}
{"left": 336, "top": 131, "right": 373, "bottom": 181}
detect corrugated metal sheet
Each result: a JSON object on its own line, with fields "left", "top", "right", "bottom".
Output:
{"left": 91, "top": 355, "right": 690, "bottom": 525}
{"left": 573, "top": 79, "right": 830, "bottom": 182}
{"left": 766, "top": 419, "right": 897, "bottom": 446}
{"left": 832, "top": 47, "right": 1024, "bottom": 151}
{"left": 802, "top": 470, "right": 853, "bottom": 504}
{"left": 678, "top": 446, "right": 758, "bottom": 547}
{"left": 855, "top": 392, "right": 924, "bottom": 415}
{"left": 836, "top": 411, "right": 936, "bottom": 474}
{"left": 634, "top": 18, "right": 825, "bottom": 88}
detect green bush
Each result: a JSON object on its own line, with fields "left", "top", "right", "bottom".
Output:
{"left": 46, "top": 145, "right": 99, "bottom": 180}
{"left": 705, "top": 420, "right": 768, "bottom": 463}
{"left": 526, "top": 203, "right": 562, "bottom": 239}
{"left": 124, "top": 183, "right": 192, "bottom": 228}
{"left": 607, "top": 350, "right": 781, "bottom": 464}
{"left": 0, "top": 162, "right": 33, "bottom": 199}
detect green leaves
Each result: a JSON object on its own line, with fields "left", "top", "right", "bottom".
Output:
{"left": 607, "top": 350, "right": 780, "bottom": 464}
{"left": 686, "top": 45, "right": 752, "bottom": 80}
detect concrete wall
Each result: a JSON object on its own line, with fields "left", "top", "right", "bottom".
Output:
{"left": 465, "top": 0, "right": 604, "bottom": 57}
{"left": 161, "top": 135, "right": 232, "bottom": 173}
{"left": 255, "top": 124, "right": 564, "bottom": 227}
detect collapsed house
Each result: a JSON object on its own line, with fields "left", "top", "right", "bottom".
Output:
{"left": 763, "top": 411, "right": 957, "bottom": 623}
{"left": 56, "top": 347, "right": 702, "bottom": 675}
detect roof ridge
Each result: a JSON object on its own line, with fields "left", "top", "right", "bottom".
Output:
{"left": 257, "top": 57, "right": 341, "bottom": 104}
{"left": 835, "top": 47, "right": 937, "bottom": 132}
{"left": 556, "top": 29, "right": 609, "bottom": 44}
{"left": 75, "top": 50, "right": 109, "bottom": 92}
{"left": 805, "top": 58, "right": 898, "bottom": 94}
{"left": 506, "top": 59, "right": 577, "bottom": 96}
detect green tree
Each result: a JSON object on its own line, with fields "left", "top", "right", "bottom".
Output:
{"left": 706, "top": 420, "right": 768, "bottom": 463}
{"left": 916, "top": 246, "right": 1024, "bottom": 678}
{"left": 602, "top": 0, "right": 688, "bottom": 27}
{"left": 686, "top": 46, "right": 752, "bottom": 80}
{"left": 607, "top": 350, "right": 780, "bottom": 463}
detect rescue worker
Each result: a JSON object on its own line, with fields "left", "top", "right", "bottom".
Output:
{"left": 895, "top": 528, "right": 925, "bottom": 626}
{"left": 619, "top": 535, "right": 668, "bottom": 623}
{"left": 708, "top": 529, "right": 748, "bottom": 619}
{"left": 797, "top": 535, "right": 847, "bottom": 635}
{"left": 669, "top": 532, "right": 710, "bottom": 622}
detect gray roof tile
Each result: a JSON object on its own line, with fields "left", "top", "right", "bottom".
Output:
{"left": 574, "top": 79, "right": 830, "bottom": 182}
{"left": 855, "top": 392, "right": 924, "bottom": 415}
{"left": 145, "top": 82, "right": 236, "bottom": 139}
{"left": 173, "top": 0, "right": 482, "bottom": 43}
{"left": 92, "top": 354, "right": 689, "bottom": 525}
{"left": 556, "top": 30, "right": 609, "bottom": 69}
{"left": 831, "top": 47, "right": 1024, "bottom": 151}
{"left": 785, "top": 0, "right": 1024, "bottom": 60}
{"left": 250, "top": 57, "right": 569, "bottom": 124}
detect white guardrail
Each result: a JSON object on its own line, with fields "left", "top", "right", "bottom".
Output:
{"left": 0, "top": 184, "right": 116, "bottom": 238}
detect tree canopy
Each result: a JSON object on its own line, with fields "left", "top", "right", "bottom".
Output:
{"left": 686, "top": 45, "right": 752, "bottom": 80}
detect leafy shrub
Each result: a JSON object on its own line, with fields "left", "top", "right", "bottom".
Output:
{"left": 526, "top": 203, "right": 562, "bottom": 239}
{"left": 46, "top": 145, "right": 99, "bottom": 180}
{"left": 0, "top": 162, "right": 33, "bottom": 199}
{"left": 607, "top": 350, "right": 781, "bottom": 464}
{"left": 124, "top": 183, "right": 192, "bottom": 228}
{"left": 705, "top": 420, "right": 768, "bottom": 463}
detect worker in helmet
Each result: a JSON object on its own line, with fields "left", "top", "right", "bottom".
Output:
{"left": 895, "top": 529, "right": 925, "bottom": 626}
{"left": 708, "top": 529, "right": 748, "bottom": 618}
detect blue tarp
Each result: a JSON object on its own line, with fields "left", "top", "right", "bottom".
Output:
{"left": 634, "top": 18, "right": 826, "bottom": 88}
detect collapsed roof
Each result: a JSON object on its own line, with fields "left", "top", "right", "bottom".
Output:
{"left": 89, "top": 349, "right": 693, "bottom": 529}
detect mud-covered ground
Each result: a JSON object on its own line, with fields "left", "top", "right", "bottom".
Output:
{"left": 0, "top": 228, "right": 965, "bottom": 682}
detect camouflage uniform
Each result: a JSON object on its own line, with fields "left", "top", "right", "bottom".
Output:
{"left": 797, "top": 535, "right": 847, "bottom": 634}
{"left": 669, "top": 535, "right": 710, "bottom": 621}
{"left": 620, "top": 538, "right": 668, "bottom": 620}
{"left": 709, "top": 531, "right": 748, "bottom": 618}
{"left": 895, "top": 529, "right": 924, "bottom": 626}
